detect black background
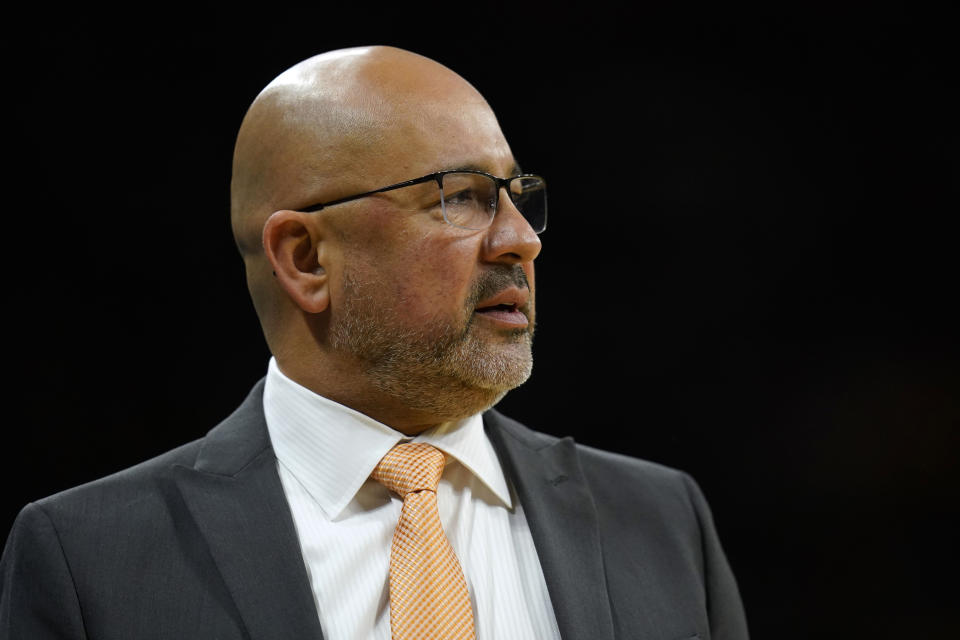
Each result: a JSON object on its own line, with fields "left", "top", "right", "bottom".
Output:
{"left": 3, "top": 4, "right": 957, "bottom": 637}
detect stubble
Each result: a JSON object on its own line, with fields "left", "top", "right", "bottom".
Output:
{"left": 330, "top": 265, "right": 534, "bottom": 419}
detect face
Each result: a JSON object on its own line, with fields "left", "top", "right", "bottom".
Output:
{"left": 325, "top": 92, "right": 542, "bottom": 421}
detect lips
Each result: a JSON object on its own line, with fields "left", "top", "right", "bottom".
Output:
{"left": 474, "top": 288, "right": 531, "bottom": 327}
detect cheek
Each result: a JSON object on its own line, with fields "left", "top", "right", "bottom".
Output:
{"left": 387, "top": 238, "right": 479, "bottom": 320}
{"left": 342, "top": 207, "right": 482, "bottom": 320}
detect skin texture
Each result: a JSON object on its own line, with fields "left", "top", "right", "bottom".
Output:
{"left": 230, "top": 47, "right": 542, "bottom": 434}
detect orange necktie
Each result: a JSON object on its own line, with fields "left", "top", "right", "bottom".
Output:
{"left": 372, "top": 442, "right": 477, "bottom": 640}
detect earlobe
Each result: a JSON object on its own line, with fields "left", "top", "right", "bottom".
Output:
{"left": 263, "top": 210, "right": 330, "bottom": 313}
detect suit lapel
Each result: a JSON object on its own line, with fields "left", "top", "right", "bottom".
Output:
{"left": 485, "top": 410, "right": 615, "bottom": 640}
{"left": 173, "top": 380, "right": 325, "bottom": 640}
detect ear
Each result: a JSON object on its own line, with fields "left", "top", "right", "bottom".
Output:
{"left": 262, "top": 209, "right": 330, "bottom": 313}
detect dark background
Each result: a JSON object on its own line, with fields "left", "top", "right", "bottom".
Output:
{"left": 4, "top": 5, "right": 957, "bottom": 637}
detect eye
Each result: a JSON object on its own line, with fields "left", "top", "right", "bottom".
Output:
{"left": 440, "top": 173, "right": 498, "bottom": 216}
{"left": 445, "top": 188, "right": 483, "bottom": 207}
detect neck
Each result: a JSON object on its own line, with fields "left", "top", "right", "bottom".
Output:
{"left": 272, "top": 356, "right": 458, "bottom": 435}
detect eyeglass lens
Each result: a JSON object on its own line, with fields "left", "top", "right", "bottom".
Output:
{"left": 440, "top": 173, "right": 547, "bottom": 232}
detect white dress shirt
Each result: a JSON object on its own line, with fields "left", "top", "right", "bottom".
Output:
{"left": 262, "top": 358, "right": 562, "bottom": 640}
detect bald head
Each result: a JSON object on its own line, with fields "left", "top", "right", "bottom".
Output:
{"left": 230, "top": 46, "right": 494, "bottom": 257}
{"left": 227, "top": 47, "right": 535, "bottom": 431}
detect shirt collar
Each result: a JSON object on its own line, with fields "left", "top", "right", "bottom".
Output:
{"left": 416, "top": 416, "right": 513, "bottom": 510}
{"left": 262, "top": 358, "right": 513, "bottom": 520}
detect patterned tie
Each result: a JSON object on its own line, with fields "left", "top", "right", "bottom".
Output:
{"left": 372, "top": 442, "right": 476, "bottom": 640}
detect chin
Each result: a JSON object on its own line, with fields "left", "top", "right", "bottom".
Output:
{"left": 374, "top": 351, "right": 533, "bottom": 422}
{"left": 448, "top": 341, "right": 533, "bottom": 390}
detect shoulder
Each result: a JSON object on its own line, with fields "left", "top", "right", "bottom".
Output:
{"left": 21, "top": 439, "right": 204, "bottom": 534}
{"left": 484, "top": 408, "right": 703, "bottom": 517}
{"left": 484, "top": 407, "right": 692, "bottom": 483}
{"left": 22, "top": 379, "right": 269, "bottom": 532}
{"left": 1, "top": 436, "right": 207, "bottom": 611}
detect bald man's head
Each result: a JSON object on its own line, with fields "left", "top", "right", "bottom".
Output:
{"left": 227, "top": 47, "right": 536, "bottom": 432}
{"left": 230, "top": 46, "right": 493, "bottom": 257}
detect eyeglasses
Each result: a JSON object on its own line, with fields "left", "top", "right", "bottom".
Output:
{"left": 297, "top": 169, "right": 547, "bottom": 233}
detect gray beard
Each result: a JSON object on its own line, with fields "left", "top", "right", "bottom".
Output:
{"left": 330, "top": 266, "right": 534, "bottom": 420}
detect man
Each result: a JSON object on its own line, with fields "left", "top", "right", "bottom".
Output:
{"left": 0, "top": 46, "right": 748, "bottom": 639}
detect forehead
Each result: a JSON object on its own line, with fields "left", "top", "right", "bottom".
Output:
{"left": 362, "top": 94, "right": 517, "bottom": 184}
{"left": 270, "top": 50, "right": 520, "bottom": 203}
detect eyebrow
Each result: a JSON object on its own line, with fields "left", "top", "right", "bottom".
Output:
{"left": 446, "top": 162, "right": 524, "bottom": 178}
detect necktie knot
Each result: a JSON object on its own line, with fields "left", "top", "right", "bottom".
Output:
{"left": 372, "top": 442, "right": 445, "bottom": 497}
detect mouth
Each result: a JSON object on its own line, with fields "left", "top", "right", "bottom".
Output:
{"left": 473, "top": 289, "right": 530, "bottom": 328}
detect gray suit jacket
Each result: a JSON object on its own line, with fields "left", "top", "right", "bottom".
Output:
{"left": 0, "top": 381, "right": 748, "bottom": 639}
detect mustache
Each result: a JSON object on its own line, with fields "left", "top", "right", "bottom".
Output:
{"left": 469, "top": 265, "right": 530, "bottom": 308}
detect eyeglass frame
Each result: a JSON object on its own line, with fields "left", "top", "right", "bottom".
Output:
{"left": 295, "top": 169, "right": 547, "bottom": 233}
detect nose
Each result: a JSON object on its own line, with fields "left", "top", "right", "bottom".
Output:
{"left": 481, "top": 188, "right": 542, "bottom": 264}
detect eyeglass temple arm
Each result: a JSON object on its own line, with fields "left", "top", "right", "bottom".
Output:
{"left": 299, "top": 174, "right": 443, "bottom": 213}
